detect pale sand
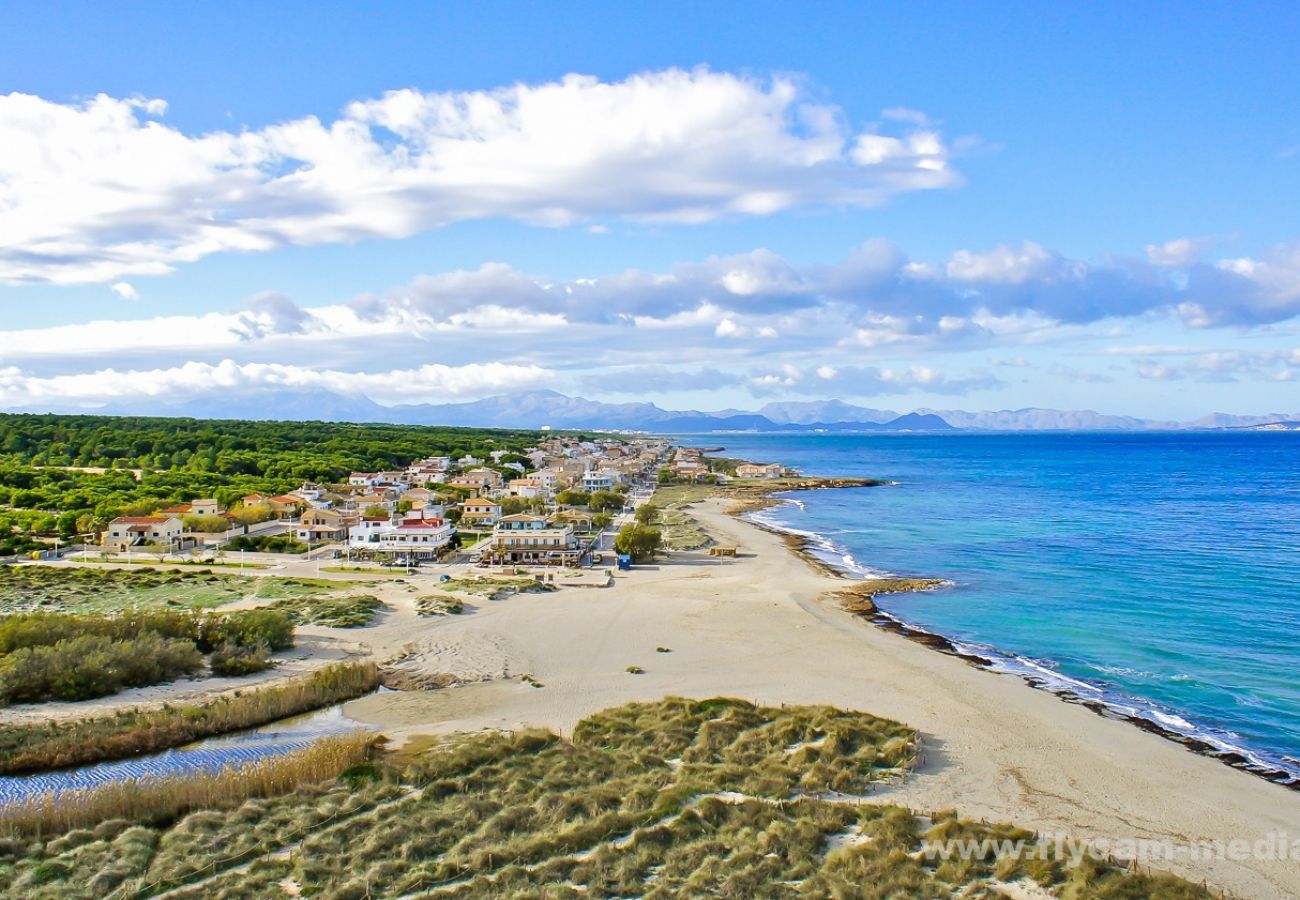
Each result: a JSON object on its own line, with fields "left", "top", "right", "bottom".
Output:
{"left": 340, "top": 499, "right": 1300, "bottom": 899}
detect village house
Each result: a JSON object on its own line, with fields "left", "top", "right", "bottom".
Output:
{"left": 240, "top": 493, "right": 304, "bottom": 519}
{"left": 295, "top": 507, "right": 356, "bottom": 543}
{"left": 736, "top": 463, "right": 785, "bottom": 479}
{"left": 375, "top": 517, "right": 456, "bottom": 560}
{"left": 459, "top": 497, "right": 502, "bottom": 528}
{"left": 466, "top": 467, "right": 505, "bottom": 489}
{"left": 581, "top": 470, "right": 615, "bottom": 493}
{"left": 103, "top": 515, "right": 188, "bottom": 552}
{"left": 531, "top": 467, "right": 568, "bottom": 496}
{"left": 158, "top": 498, "right": 222, "bottom": 518}
{"left": 399, "top": 487, "right": 437, "bottom": 508}
{"left": 507, "top": 478, "right": 544, "bottom": 499}
{"left": 288, "top": 484, "right": 330, "bottom": 508}
{"left": 348, "top": 515, "right": 393, "bottom": 546}
{"left": 554, "top": 509, "right": 596, "bottom": 532}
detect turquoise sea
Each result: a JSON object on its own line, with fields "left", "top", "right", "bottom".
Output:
{"left": 685, "top": 432, "right": 1300, "bottom": 782}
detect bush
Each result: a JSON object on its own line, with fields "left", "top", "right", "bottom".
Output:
{"left": 0, "top": 608, "right": 293, "bottom": 704}
{"left": 0, "top": 633, "right": 203, "bottom": 704}
{"left": 226, "top": 534, "right": 308, "bottom": 554}
{"left": 208, "top": 642, "right": 273, "bottom": 677}
{"left": 200, "top": 609, "right": 293, "bottom": 652}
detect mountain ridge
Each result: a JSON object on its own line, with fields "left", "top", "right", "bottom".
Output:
{"left": 4, "top": 389, "right": 1297, "bottom": 433}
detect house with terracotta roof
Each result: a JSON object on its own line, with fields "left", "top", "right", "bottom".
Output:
{"left": 295, "top": 507, "right": 357, "bottom": 543}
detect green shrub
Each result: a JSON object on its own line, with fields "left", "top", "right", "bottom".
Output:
{"left": 208, "top": 642, "right": 273, "bottom": 677}
{"left": 0, "top": 633, "right": 203, "bottom": 703}
{"left": 199, "top": 609, "right": 293, "bottom": 651}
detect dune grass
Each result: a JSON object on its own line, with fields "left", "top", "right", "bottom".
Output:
{"left": 0, "top": 661, "right": 380, "bottom": 775}
{"left": 654, "top": 507, "right": 712, "bottom": 550}
{"left": 436, "top": 576, "right": 556, "bottom": 600}
{"left": 262, "top": 594, "right": 385, "bottom": 628}
{"left": 414, "top": 594, "right": 464, "bottom": 616}
{"left": 0, "top": 564, "right": 352, "bottom": 614}
{"left": 0, "top": 697, "right": 1208, "bottom": 898}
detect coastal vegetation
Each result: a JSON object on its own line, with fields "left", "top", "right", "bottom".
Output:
{"left": 223, "top": 533, "right": 308, "bottom": 554}
{"left": 0, "top": 697, "right": 1205, "bottom": 897}
{"left": 0, "top": 732, "right": 373, "bottom": 841}
{"left": 0, "top": 565, "right": 352, "bottom": 614}
{"left": 414, "top": 594, "right": 464, "bottom": 616}
{"left": 263, "top": 594, "right": 384, "bottom": 628}
{"left": 654, "top": 506, "right": 711, "bottom": 550}
{"left": 435, "top": 576, "right": 556, "bottom": 600}
{"left": 0, "top": 413, "right": 546, "bottom": 543}
{"left": 0, "top": 661, "right": 380, "bottom": 775}
{"left": 0, "top": 608, "right": 293, "bottom": 703}
{"left": 614, "top": 523, "right": 662, "bottom": 561}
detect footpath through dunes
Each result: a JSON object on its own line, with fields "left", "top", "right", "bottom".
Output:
{"left": 340, "top": 498, "right": 1300, "bottom": 899}
{"left": 0, "top": 698, "right": 1207, "bottom": 898}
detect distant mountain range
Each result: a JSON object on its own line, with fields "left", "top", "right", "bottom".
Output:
{"left": 6, "top": 388, "right": 1299, "bottom": 433}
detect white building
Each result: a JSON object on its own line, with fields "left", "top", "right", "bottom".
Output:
{"left": 581, "top": 471, "right": 615, "bottom": 493}
{"left": 375, "top": 519, "right": 455, "bottom": 560}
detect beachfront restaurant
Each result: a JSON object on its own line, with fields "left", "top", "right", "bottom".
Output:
{"left": 483, "top": 514, "right": 588, "bottom": 566}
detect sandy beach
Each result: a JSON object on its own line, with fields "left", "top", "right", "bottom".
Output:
{"left": 332, "top": 497, "right": 1300, "bottom": 900}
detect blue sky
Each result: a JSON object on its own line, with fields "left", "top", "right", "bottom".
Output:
{"left": 1, "top": 1, "right": 1298, "bottom": 418}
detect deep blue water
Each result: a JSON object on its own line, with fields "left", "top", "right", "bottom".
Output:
{"left": 691, "top": 432, "right": 1300, "bottom": 779}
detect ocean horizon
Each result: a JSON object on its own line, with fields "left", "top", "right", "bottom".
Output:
{"left": 679, "top": 431, "right": 1300, "bottom": 783}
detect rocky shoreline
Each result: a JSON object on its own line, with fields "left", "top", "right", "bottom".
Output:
{"left": 725, "top": 477, "right": 1300, "bottom": 794}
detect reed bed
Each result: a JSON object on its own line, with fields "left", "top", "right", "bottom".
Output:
{"left": 0, "top": 661, "right": 380, "bottom": 774}
{"left": 0, "top": 732, "right": 373, "bottom": 838}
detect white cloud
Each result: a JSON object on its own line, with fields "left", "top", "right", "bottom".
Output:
{"left": 748, "top": 363, "right": 1003, "bottom": 397}
{"left": 0, "top": 70, "right": 960, "bottom": 284}
{"left": 0, "top": 359, "right": 554, "bottom": 407}
{"left": 109, "top": 281, "right": 139, "bottom": 301}
{"left": 1145, "top": 237, "right": 1205, "bottom": 267}
{"left": 3, "top": 236, "right": 1299, "bottom": 378}
{"left": 945, "top": 241, "right": 1077, "bottom": 284}
{"left": 1131, "top": 348, "right": 1300, "bottom": 383}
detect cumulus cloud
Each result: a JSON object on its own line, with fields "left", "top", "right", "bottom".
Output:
{"left": 748, "top": 364, "right": 1003, "bottom": 397}
{"left": 580, "top": 366, "right": 743, "bottom": 394}
{"left": 1145, "top": 237, "right": 1206, "bottom": 268}
{"left": 109, "top": 281, "right": 139, "bottom": 301}
{"left": 0, "top": 359, "right": 554, "bottom": 407}
{"left": 2, "top": 236, "right": 1299, "bottom": 377}
{"left": 0, "top": 70, "right": 960, "bottom": 284}
{"left": 2, "top": 234, "right": 1300, "bottom": 408}
{"left": 1131, "top": 348, "right": 1300, "bottom": 382}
